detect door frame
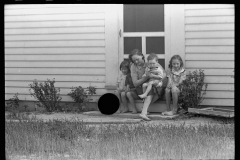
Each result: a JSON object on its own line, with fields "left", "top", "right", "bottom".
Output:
{"left": 117, "top": 4, "right": 185, "bottom": 73}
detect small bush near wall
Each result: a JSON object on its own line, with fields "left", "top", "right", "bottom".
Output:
{"left": 178, "top": 69, "right": 208, "bottom": 110}
{"left": 5, "top": 93, "right": 20, "bottom": 112}
{"left": 67, "top": 86, "right": 96, "bottom": 112}
{"left": 29, "top": 79, "right": 62, "bottom": 112}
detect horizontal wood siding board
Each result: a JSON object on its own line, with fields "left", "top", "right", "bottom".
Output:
{"left": 205, "top": 84, "right": 234, "bottom": 91}
{"left": 200, "top": 98, "right": 234, "bottom": 106}
{"left": 5, "top": 27, "right": 104, "bottom": 35}
{"left": 204, "top": 91, "right": 234, "bottom": 99}
{"left": 202, "top": 76, "right": 234, "bottom": 84}
{"left": 185, "top": 24, "right": 234, "bottom": 31}
{"left": 5, "top": 68, "right": 105, "bottom": 75}
{"left": 185, "top": 8, "right": 234, "bottom": 17}
{"left": 186, "top": 46, "right": 234, "bottom": 53}
{"left": 185, "top": 53, "right": 234, "bottom": 61}
{"left": 5, "top": 13, "right": 105, "bottom": 22}
{"left": 185, "top": 4, "right": 234, "bottom": 10}
{"left": 5, "top": 48, "right": 105, "bottom": 54}
{"left": 185, "top": 31, "right": 234, "bottom": 38}
{"left": 5, "top": 61, "right": 105, "bottom": 68}
{"left": 5, "top": 40, "right": 105, "bottom": 47}
{"left": 5, "top": 34, "right": 105, "bottom": 41}
{"left": 5, "top": 93, "right": 101, "bottom": 102}
{"left": 185, "top": 61, "right": 234, "bottom": 68}
{"left": 5, "top": 75, "right": 105, "bottom": 82}
{"left": 5, "top": 87, "right": 108, "bottom": 95}
{"left": 185, "top": 38, "right": 234, "bottom": 46}
{"left": 5, "top": 81, "right": 106, "bottom": 88}
{"left": 185, "top": 16, "right": 234, "bottom": 24}
{"left": 5, "top": 20, "right": 105, "bottom": 29}
{"left": 5, "top": 4, "right": 105, "bottom": 10}
{"left": 186, "top": 69, "right": 234, "bottom": 76}
{"left": 5, "top": 7, "right": 104, "bottom": 16}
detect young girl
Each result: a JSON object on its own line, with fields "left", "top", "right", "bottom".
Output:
{"left": 162, "top": 55, "right": 186, "bottom": 116}
{"left": 115, "top": 60, "right": 134, "bottom": 113}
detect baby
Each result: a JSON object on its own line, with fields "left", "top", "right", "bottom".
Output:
{"left": 138, "top": 53, "right": 164, "bottom": 99}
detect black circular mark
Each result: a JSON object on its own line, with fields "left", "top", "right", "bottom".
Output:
{"left": 98, "top": 93, "right": 119, "bottom": 115}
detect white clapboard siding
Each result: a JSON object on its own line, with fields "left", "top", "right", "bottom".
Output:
{"left": 185, "top": 31, "right": 234, "bottom": 38}
{"left": 186, "top": 61, "right": 234, "bottom": 69}
{"left": 185, "top": 16, "right": 234, "bottom": 24}
{"left": 185, "top": 4, "right": 234, "bottom": 106}
{"left": 5, "top": 4, "right": 110, "bottom": 102}
{"left": 5, "top": 13, "right": 105, "bottom": 22}
{"left": 5, "top": 47, "right": 105, "bottom": 54}
{"left": 5, "top": 20, "right": 105, "bottom": 29}
{"left": 5, "top": 34, "right": 105, "bottom": 41}
{"left": 5, "top": 54, "right": 105, "bottom": 61}
{"left": 5, "top": 6, "right": 104, "bottom": 15}
{"left": 185, "top": 39, "right": 234, "bottom": 46}
{"left": 5, "top": 61, "right": 105, "bottom": 68}
{"left": 5, "top": 75, "right": 105, "bottom": 82}
{"left": 5, "top": 40, "right": 105, "bottom": 47}
{"left": 5, "top": 81, "right": 106, "bottom": 89}
{"left": 5, "top": 27, "right": 104, "bottom": 35}
{"left": 185, "top": 54, "right": 234, "bottom": 61}
{"left": 5, "top": 93, "right": 100, "bottom": 102}
{"left": 186, "top": 69, "right": 234, "bottom": 76}
{"left": 5, "top": 68, "right": 105, "bottom": 75}
{"left": 185, "top": 8, "right": 234, "bottom": 17}
{"left": 186, "top": 46, "right": 234, "bottom": 53}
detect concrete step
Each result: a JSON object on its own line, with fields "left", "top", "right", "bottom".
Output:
{"left": 83, "top": 111, "right": 179, "bottom": 120}
{"left": 121, "top": 100, "right": 173, "bottom": 113}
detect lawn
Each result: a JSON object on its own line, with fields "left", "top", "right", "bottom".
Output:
{"left": 6, "top": 114, "right": 234, "bottom": 160}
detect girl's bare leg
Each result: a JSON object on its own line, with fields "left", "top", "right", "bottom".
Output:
{"left": 126, "top": 91, "right": 139, "bottom": 114}
{"left": 142, "top": 83, "right": 148, "bottom": 94}
{"left": 114, "top": 90, "right": 122, "bottom": 112}
{"left": 165, "top": 88, "right": 171, "bottom": 112}
{"left": 171, "top": 87, "right": 179, "bottom": 114}
{"left": 139, "top": 83, "right": 153, "bottom": 99}
{"left": 121, "top": 92, "right": 129, "bottom": 113}
{"left": 139, "top": 95, "right": 153, "bottom": 121}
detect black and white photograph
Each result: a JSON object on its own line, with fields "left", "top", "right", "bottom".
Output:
{"left": 5, "top": 4, "right": 234, "bottom": 160}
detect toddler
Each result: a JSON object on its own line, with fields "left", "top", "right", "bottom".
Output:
{"left": 138, "top": 53, "right": 164, "bottom": 99}
{"left": 162, "top": 55, "right": 186, "bottom": 116}
{"left": 115, "top": 60, "right": 134, "bottom": 113}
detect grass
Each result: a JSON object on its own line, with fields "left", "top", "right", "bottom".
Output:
{"left": 6, "top": 114, "right": 234, "bottom": 160}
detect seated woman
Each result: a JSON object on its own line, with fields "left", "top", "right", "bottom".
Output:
{"left": 126, "top": 49, "right": 168, "bottom": 121}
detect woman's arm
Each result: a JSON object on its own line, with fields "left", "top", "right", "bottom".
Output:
{"left": 131, "top": 64, "right": 149, "bottom": 87}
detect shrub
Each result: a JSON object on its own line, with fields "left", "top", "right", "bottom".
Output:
{"left": 67, "top": 85, "right": 96, "bottom": 111}
{"left": 29, "top": 78, "right": 62, "bottom": 112}
{"left": 5, "top": 93, "right": 20, "bottom": 112}
{"left": 178, "top": 69, "right": 208, "bottom": 110}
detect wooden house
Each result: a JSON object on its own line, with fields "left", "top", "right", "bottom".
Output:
{"left": 5, "top": 4, "right": 234, "bottom": 111}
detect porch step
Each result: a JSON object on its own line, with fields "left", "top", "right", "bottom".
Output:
{"left": 83, "top": 111, "right": 179, "bottom": 120}
{"left": 122, "top": 100, "right": 172, "bottom": 113}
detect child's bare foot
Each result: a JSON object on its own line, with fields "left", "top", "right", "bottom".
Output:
{"left": 162, "top": 111, "right": 175, "bottom": 116}
{"left": 139, "top": 114, "right": 151, "bottom": 121}
{"left": 121, "top": 108, "right": 129, "bottom": 113}
{"left": 139, "top": 94, "right": 147, "bottom": 99}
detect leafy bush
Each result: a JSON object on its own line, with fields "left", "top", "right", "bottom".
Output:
{"left": 5, "top": 93, "right": 20, "bottom": 112}
{"left": 67, "top": 86, "right": 96, "bottom": 111}
{"left": 178, "top": 69, "right": 208, "bottom": 110}
{"left": 29, "top": 79, "right": 62, "bottom": 112}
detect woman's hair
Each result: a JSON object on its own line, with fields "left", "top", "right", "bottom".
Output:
{"left": 120, "top": 60, "right": 131, "bottom": 74}
{"left": 147, "top": 53, "right": 158, "bottom": 61}
{"left": 128, "top": 49, "right": 145, "bottom": 63}
{"left": 168, "top": 55, "right": 184, "bottom": 69}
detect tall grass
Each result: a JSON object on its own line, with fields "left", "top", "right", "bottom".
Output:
{"left": 6, "top": 118, "right": 234, "bottom": 159}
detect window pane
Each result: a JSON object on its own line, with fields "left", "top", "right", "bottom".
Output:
{"left": 124, "top": 4, "right": 164, "bottom": 32}
{"left": 124, "top": 37, "right": 142, "bottom": 55}
{"left": 158, "top": 59, "right": 165, "bottom": 69}
{"left": 146, "top": 37, "right": 164, "bottom": 55}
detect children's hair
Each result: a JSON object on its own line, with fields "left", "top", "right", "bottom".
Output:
{"left": 119, "top": 60, "right": 131, "bottom": 74}
{"left": 128, "top": 49, "right": 145, "bottom": 64}
{"left": 168, "top": 55, "right": 184, "bottom": 69}
{"left": 147, "top": 53, "right": 158, "bottom": 62}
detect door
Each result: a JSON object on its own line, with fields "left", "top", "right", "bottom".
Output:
{"left": 118, "top": 4, "right": 166, "bottom": 69}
